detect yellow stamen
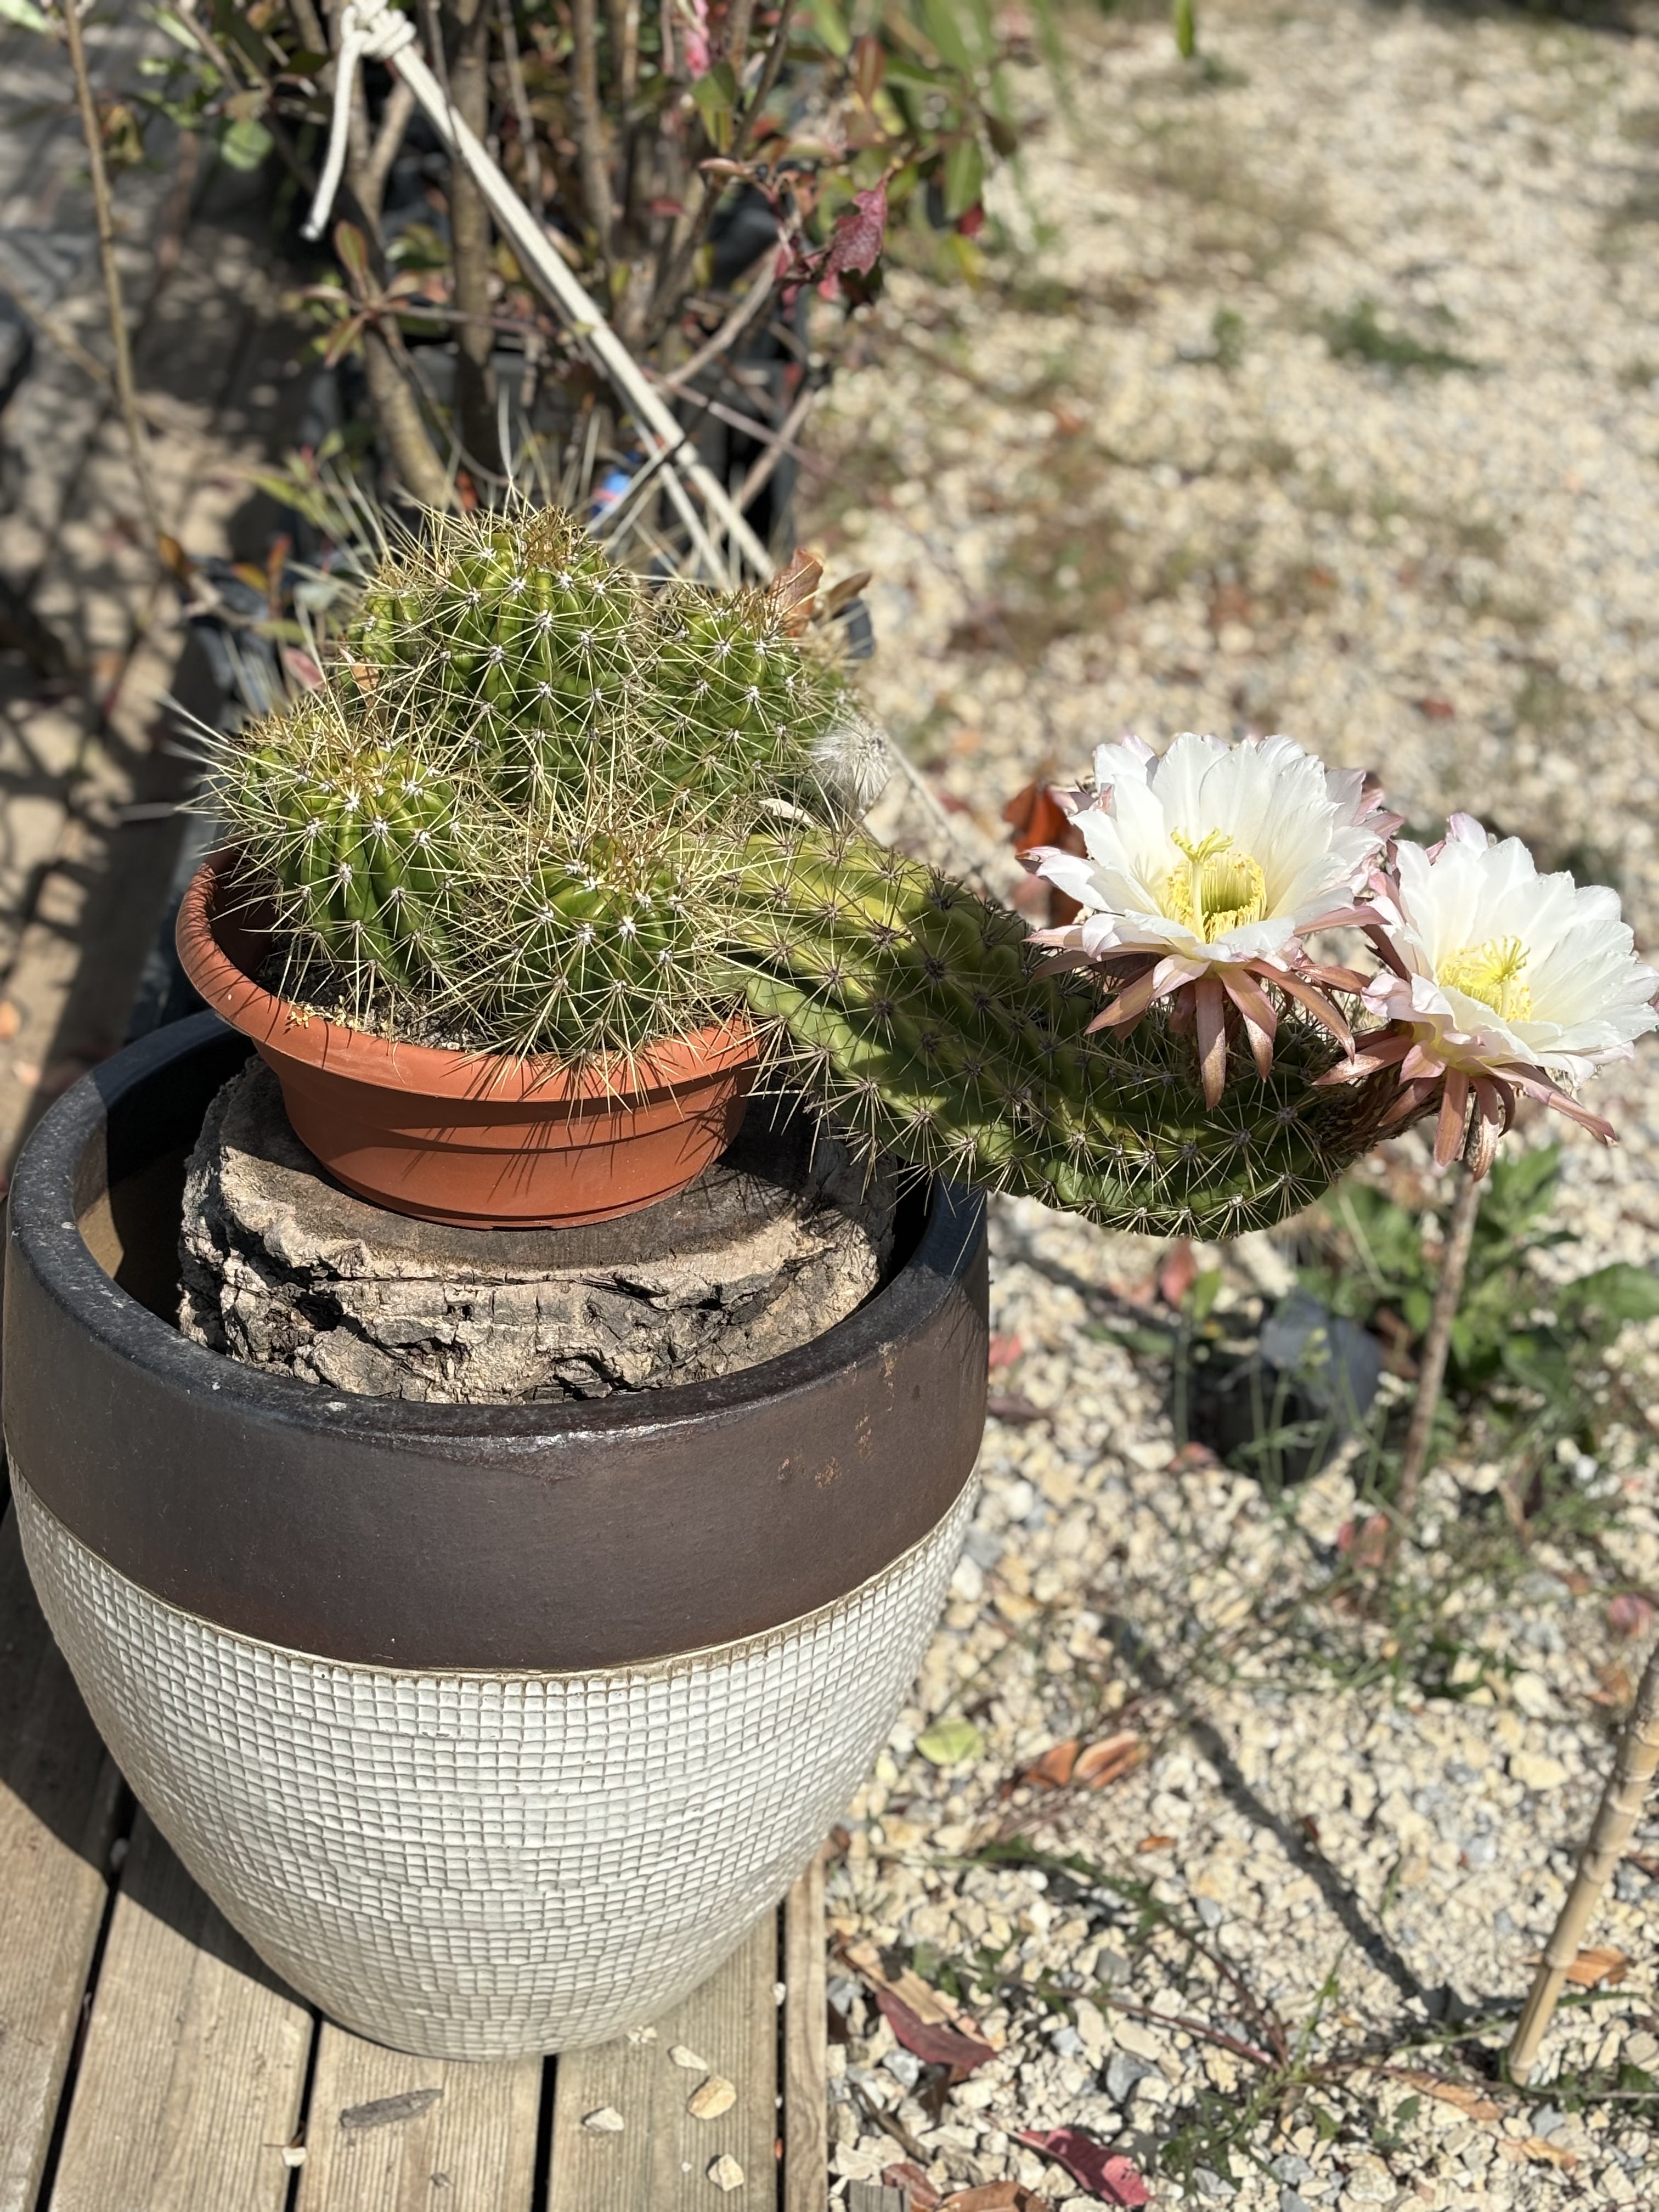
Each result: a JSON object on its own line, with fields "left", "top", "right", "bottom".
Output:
{"left": 1439, "top": 934, "right": 1533, "bottom": 1022}
{"left": 1163, "top": 828, "right": 1268, "bottom": 944}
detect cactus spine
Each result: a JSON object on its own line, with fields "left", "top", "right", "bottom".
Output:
{"left": 211, "top": 505, "right": 1397, "bottom": 1236}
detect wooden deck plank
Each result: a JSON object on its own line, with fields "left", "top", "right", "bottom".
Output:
{"left": 548, "top": 1915, "right": 780, "bottom": 2211}
{"left": 294, "top": 2027, "right": 541, "bottom": 2212}
{"left": 782, "top": 1854, "right": 829, "bottom": 2212}
{"left": 0, "top": 1506, "right": 121, "bottom": 2212}
{"left": 44, "top": 1813, "right": 313, "bottom": 2212}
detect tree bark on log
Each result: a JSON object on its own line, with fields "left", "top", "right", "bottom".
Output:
{"left": 180, "top": 1061, "right": 898, "bottom": 1404}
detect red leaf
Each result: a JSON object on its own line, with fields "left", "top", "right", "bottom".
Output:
{"left": 1156, "top": 1239, "right": 1198, "bottom": 1308}
{"left": 1608, "top": 1592, "right": 1655, "bottom": 1639}
{"left": 1016, "top": 2129, "right": 1153, "bottom": 2206}
{"left": 872, "top": 1987, "right": 996, "bottom": 2082}
{"left": 987, "top": 1333, "right": 1025, "bottom": 1372}
{"left": 822, "top": 179, "right": 888, "bottom": 280}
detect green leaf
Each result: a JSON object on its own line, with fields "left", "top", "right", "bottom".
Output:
{"left": 921, "top": 0, "right": 975, "bottom": 72}
{"left": 218, "top": 115, "right": 273, "bottom": 171}
{"left": 916, "top": 1717, "right": 983, "bottom": 1767}
{"left": 881, "top": 55, "right": 949, "bottom": 91}
{"left": 984, "top": 109, "right": 1018, "bottom": 157}
{"left": 332, "top": 220, "right": 373, "bottom": 285}
{"left": 1562, "top": 1263, "right": 1659, "bottom": 1325}
{"left": 1173, "top": 0, "right": 1196, "bottom": 59}
{"left": 941, "top": 132, "right": 984, "bottom": 221}
{"left": 0, "top": 0, "right": 50, "bottom": 28}
{"left": 805, "top": 0, "right": 851, "bottom": 57}
{"left": 690, "top": 62, "right": 739, "bottom": 151}
{"left": 152, "top": 5, "right": 205, "bottom": 48}
{"left": 1189, "top": 1267, "right": 1223, "bottom": 1325}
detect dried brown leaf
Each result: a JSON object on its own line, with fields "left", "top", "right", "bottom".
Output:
{"left": 841, "top": 1938, "right": 968, "bottom": 2031}
{"left": 883, "top": 2162, "right": 943, "bottom": 2209}
{"left": 1564, "top": 1945, "right": 1629, "bottom": 1988}
{"left": 1396, "top": 2072, "right": 1501, "bottom": 2121}
{"left": 940, "top": 2184, "right": 1054, "bottom": 2211}
{"left": 1496, "top": 2136, "right": 1579, "bottom": 2170}
{"left": 1074, "top": 1732, "right": 1146, "bottom": 1790}
{"left": 1021, "top": 1739, "right": 1080, "bottom": 1788}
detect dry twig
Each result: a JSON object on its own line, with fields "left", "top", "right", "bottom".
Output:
{"left": 1391, "top": 1156, "right": 1482, "bottom": 1548}
{"left": 59, "top": 0, "right": 164, "bottom": 552}
{"left": 1509, "top": 1636, "right": 1659, "bottom": 2077}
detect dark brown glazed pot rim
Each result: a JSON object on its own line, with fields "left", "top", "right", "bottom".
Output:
{"left": 3, "top": 1014, "right": 988, "bottom": 1671}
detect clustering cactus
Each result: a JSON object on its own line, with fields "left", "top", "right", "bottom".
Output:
{"left": 213, "top": 505, "right": 1398, "bottom": 1235}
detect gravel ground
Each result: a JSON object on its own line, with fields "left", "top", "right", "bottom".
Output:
{"left": 802, "top": 3, "right": 1659, "bottom": 2204}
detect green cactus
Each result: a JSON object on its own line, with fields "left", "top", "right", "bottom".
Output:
{"left": 722, "top": 827, "right": 1400, "bottom": 1237}
{"left": 210, "top": 504, "right": 1401, "bottom": 1235}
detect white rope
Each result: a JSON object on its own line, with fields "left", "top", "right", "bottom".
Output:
{"left": 300, "top": 2, "right": 418, "bottom": 246}
{"left": 300, "top": 0, "right": 773, "bottom": 582}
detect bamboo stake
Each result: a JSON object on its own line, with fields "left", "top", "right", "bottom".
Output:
{"left": 60, "top": 0, "right": 165, "bottom": 553}
{"left": 1509, "top": 1636, "right": 1659, "bottom": 2077}
{"left": 1390, "top": 1156, "right": 1482, "bottom": 1549}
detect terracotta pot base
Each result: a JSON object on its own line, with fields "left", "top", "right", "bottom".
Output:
{"left": 175, "top": 853, "right": 759, "bottom": 1229}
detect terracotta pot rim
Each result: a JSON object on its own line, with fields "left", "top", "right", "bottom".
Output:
{"left": 175, "top": 848, "right": 757, "bottom": 1104}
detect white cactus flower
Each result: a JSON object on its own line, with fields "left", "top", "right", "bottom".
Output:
{"left": 1345, "top": 814, "right": 1658, "bottom": 1167}
{"left": 1024, "top": 732, "right": 1393, "bottom": 1104}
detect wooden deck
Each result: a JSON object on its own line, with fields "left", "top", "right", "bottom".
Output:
{"left": 0, "top": 1495, "right": 830, "bottom": 2209}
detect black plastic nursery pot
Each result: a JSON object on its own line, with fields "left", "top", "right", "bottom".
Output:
{"left": 3, "top": 1013, "right": 988, "bottom": 2059}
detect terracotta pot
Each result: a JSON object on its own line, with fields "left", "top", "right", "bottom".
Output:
{"left": 175, "top": 850, "right": 758, "bottom": 1228}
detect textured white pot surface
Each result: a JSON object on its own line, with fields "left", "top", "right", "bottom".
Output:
{"left": 15, "top": 1465, "right": 973, "bottom": 2059}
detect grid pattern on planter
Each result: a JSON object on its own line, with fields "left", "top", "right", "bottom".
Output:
{"left": 13, "top": 1465, "right": 974, "bottom": 2061}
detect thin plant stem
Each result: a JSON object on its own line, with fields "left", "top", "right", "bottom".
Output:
{"left": 496, "top": 0, "right": 544, "bottom": 214}
{"left": 569, "top": 0, "right": 617, "bottom": 265}
{"left": 646, "top": 0, "right": 796, "bottom": 338}
{"left": 733, "top": 376, "right": 815, "bottom": 516}
{"left": 60, "top": 0, "right": 165, "bottom": 554}
{"left": 1391, "top": 1157, "right": 1482, "bottom": 1548}
{"left": 662, "top": 248, "right": 777, "bottom": 390}
{"left": 1509, "top": 1635, "right": 1659, "bottom": 2078}
{"left": 444, "top": 0, "right": 503, "bottom": 477}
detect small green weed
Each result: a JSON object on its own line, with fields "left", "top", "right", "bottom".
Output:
{"left": 1324, "top": 299, "right": 1479, "bottom": 374}
{"left": 1302, "top": 1144, "right": 1659, "bottom": 1437}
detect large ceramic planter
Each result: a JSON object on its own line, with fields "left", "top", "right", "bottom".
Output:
{"left": 176, "top": 850, "right": 759, "bottom": 1229}
{"left": 4, "top": 1014, "right": 986, "bottom": 2061}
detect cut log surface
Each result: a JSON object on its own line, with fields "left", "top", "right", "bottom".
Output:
{"left": 548, "top": 1913, "right": 780, "bottom": 2210}
{"left": 295, "top": 2026, "right": 541, "bottom": 2212}
{"left": 0, "top": 1508, "right": 121, "bottom": 2212}
{"left": 180, "top": 1060, "right": 898, "bottom": 1402}
{"left": 43, "top": 1814, "right": 312, "bottom": 2212}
